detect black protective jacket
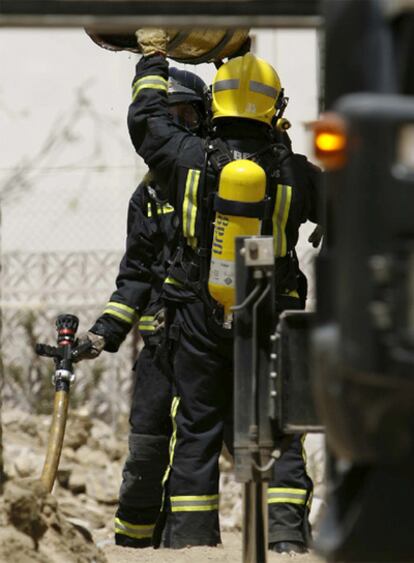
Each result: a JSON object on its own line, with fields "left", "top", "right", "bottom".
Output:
{"left": 128, "top": 55, "right": 321, "bottom": 310}
{"left": 90, "top": 174, "right": 179, "bottom": 352}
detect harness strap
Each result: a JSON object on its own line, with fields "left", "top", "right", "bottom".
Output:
{"left": 214, "top": 194, "right": 266, "bottom": 218}
{"left": 205, "top": 138, "right": 233, "bottom": 174}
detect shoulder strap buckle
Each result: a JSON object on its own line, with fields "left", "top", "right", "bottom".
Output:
{"left": 206, "top": 138, "right": 233, "bottom": 173}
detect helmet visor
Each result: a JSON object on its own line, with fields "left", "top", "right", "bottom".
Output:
{"left": 169, "top": 103, "right": 202, "bottom": 132}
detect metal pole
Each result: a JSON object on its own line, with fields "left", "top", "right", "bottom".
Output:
{"left": 242, "top": 480, "right": 268, "bottom": 563}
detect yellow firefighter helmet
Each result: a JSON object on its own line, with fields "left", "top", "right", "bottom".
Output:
{"left": 211, "top": 53, "right": 282, "bottom": 125}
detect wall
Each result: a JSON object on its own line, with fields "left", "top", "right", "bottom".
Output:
{"left": 0, "top": 28, "right": 319, "bottom": 253}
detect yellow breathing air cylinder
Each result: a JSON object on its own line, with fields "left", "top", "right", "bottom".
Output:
{"left": 208, "top": 160, "right": 267, "bottom": 323}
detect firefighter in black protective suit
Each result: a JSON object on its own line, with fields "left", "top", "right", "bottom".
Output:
{"left": 128, "top": 29, "right": 322, "bottom": 554}
{"left": 75, "top": 67, "right": 209, "bottom": 548}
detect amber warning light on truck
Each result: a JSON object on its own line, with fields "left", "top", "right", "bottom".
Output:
{"left": 312, "top": 113, "right": 348, "bottom": 170}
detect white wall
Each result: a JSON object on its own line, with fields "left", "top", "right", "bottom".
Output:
{"left": 0, "top": 28, "right": 319, "bottom": 254}
{"left": 0, "top": 29, "right": 138, "bottom": 252}
{"left": 253, "top": 28, "right": 319, "bottom": 153}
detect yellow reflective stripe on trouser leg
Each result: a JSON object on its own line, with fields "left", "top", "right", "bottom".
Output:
{"left": 182, "top": 169, "right": 200, "bottom": 248}
{"left": 132, "top": 75, "right": 168, "bottom": 101}
{"left": 273, "top": 184, "right": 292, "bottom": 257}
{"left": 267, "top": 487, "right": 308, "bottom": 505}
{"left": 103, "top": 301, "right": 138, "bottom": 325}
{"left": 114, "top": 517, "right": 155, "bottom": 539}
{"left": 161, "top": 396, "right": 180, "bottom": 487}
{"left": 170, "top": 494, "right": 219, "bottom": 512}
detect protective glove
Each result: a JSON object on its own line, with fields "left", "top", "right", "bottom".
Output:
{"left": 135, "top": 28, "right": 169, "bottom": 57}
{"left": 73, "top": 332, "right": 106, "bottom": 361}
{"left": 308, "top": 224, "right": 324, "bottom": 248}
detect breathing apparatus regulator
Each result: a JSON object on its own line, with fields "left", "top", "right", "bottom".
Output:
{"left": 274, "top": 88, "right": 291, "bottom": 132}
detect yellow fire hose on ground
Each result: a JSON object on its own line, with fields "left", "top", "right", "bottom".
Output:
{"left": 36, "top": 315, "right": 90, "bottom": 493}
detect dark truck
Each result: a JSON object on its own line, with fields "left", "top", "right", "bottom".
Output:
{"left": 233, "top": 2, "right": 414, "bottom": 563}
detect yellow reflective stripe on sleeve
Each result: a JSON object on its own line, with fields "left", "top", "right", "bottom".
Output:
{"left": 138, "top": 316, "right": 158, "bottom": 332}
{"left": 103, "top": 302, "right": 138, "bottom": 325}
{"left": 132, "top": 75, "right": 168, "bottom": 101}
{"left": 170, "top": 494, "right": 219, "bottom": 512}
{"left": 114, "top": 517, "right": 155, "bottom": 539}
{"left": 182, "top": 169, "right": 200, "bottom": 244}
{"left": 103, "top": 309, "right": 132, "bottom": 324}
{"left": 268, "top": 487, "right": 307, "bottom": 505}
{"left": 273, "top": 184, "right": 293, "bottom": 257}
{"left": 107, "top": 302, "right": 136, "bottom": 314}
{"left": 162, "top": 396, "right": 180, "bottom": 487}
{"left": 132, "top": 83, "right": 167, "bottom": 101}
{"left": 133, "top": 75, "right": 168, "bottom": 91}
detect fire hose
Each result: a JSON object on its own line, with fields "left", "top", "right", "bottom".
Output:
{"left": 35, "top": 314, "right": 91, "bottom": 493}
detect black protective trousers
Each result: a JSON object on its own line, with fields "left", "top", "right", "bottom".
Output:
{"left": 115, "top": 344, "right": 172, "bottom": 547}
{"left": 161, "top": 300, "right": 313, "bottom": 549}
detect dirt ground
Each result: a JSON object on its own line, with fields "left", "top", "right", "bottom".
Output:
{"left": 1, "top": 410, "right": 326, "bottom": 563}
{"left": 102, "top": 532, "right": 324, "bottom": 563}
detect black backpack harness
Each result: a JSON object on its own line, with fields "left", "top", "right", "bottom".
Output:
{"left": 168, "top": 137, "right": 296, "bottom": 316}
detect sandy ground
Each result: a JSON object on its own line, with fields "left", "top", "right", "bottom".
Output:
{"left": 102, "top": 532, "right": 324, "bottom": 563}
{"left": 1, "top": 410, "right": 326, "bottom": 563}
